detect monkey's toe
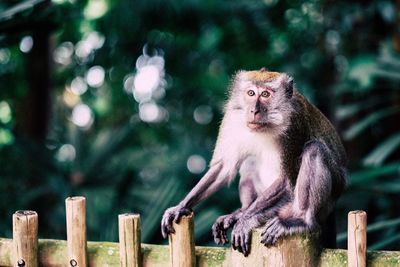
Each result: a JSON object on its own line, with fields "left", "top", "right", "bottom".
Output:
{"left": 231, "top": 219, "right": 252, "bottom": 256}
{"left": 212, "top": 223, "right": 228, "bottom": 245}
{"left": 260, "top": 218, "right": 285, "bottom": 247}
{"left": 161, "top": 215, "right": 175, "bottom": 238}
{"left": 212, "top": 214, "right": 238, "bottom": 245}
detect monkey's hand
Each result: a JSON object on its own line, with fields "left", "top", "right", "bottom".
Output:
{"left": 212, "top": 212, "right": 241, "bottom": 245}
{"left": 231, "top": 216, "right": 256, "bottom": 257}
{"left": 161, "top": 205, "right": 192, "bottom": 238}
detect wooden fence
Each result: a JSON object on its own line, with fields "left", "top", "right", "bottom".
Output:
{"left": 0, "top": 197, "right": 399, "bottom": 267}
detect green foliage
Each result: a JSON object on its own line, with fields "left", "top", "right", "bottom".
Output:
{"left": 0, "top": 0, "right": 399, "bottom": 250}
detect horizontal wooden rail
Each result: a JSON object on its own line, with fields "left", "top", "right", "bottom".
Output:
{"left": 1, "top": 197, "right": 399, "bottom": 267}
{"left": 1, "top": 238, "right": 400, "bottom": 266}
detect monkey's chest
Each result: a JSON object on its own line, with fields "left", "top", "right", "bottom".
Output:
{"left": 257, "top": 148, "right": 282, "bottom": 190}
{"left": 244, "top": 135, "right": 282, "bottom": 191}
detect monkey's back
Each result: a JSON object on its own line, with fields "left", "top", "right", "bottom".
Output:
{"left": 293, "top": 90, "right": 347, "bottom": 165}
{"left": 279, "top": 90, "right": 347, "bottom": 187}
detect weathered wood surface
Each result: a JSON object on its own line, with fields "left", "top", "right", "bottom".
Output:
{"left": 66, "top": 196, "right": 87, "bottom": 267}
{"left": 228, "top": 229, "right": 321, "bottom": 267}
{"left": 1, "top": 237, "right": 400, "bottom": 266}
{"left": 168, "top": 213, "right": 196, "bottom": 267}
{"left": 12, "top": 210, "right": 38, "bottom": 267}
{"left": 119, "top": 213, "right": 141, "bottom": 267}
{"left": 348, "top": 211, "right": 367, "bottom": 267}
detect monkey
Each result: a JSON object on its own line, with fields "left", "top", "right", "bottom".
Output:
{"left": 161, "top": 69, "right": 347, "bottom": 256}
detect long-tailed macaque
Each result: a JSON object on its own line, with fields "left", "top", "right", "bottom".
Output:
{"left": 161, "top": 69, "right": 347, "bottom": 256}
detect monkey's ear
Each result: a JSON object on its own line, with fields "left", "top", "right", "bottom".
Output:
{"left": 281, "top": 74, "right": 294, "bottom": 98}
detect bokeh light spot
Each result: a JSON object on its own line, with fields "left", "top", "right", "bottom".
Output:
{"left": 56, "top": 144, "right": 76, "bottom": 162}
{"left": 0, "top": 129, "right": 14, "bottom": 146}
{"left": 0, "top": 49, "right": 11, "bottom": 64}
{"left": 84, "top": 0, "right": 109, "bottom": 20}
{"left": 187, "top": 155, "right": 206, "bottom": 174}
{"left": 86, "top": 66, "right": 105, "bottom": 88}
{"left": 0, "top": 101, "right": 12, "bottom": 124}
{"left": 71, "top": 104, "right": 94, "bottom": 128}
{"left": 53, "top": 42, "right": 74, "bottom": 65}
{"left": 19, "top": 36, "right": 33, "bottom": 53}
{"left": 70, "top": 77, "right": 88, "bottom": 95}
{"left": 139, "top": 102, "right": 167, "bottom": 123}
{"left": 193, "top": 105, "right": 213, "bottom": 125}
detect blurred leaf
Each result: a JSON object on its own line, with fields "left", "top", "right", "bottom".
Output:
{"left": 372, "top": 181, "right": 400, "bottom": 193}
{"left": 369, "top": 233, "right": 400, "bottom": 250}
{"left": 343, "top": 107, "right": 400, "bottom": 140}
{"left": 368, "top": 217, "right": 400, "bottom": 233}
{"left": 347, "top": 55, "right": 377, "bottom": 89}
{"left": 373, "top": 69, "right": 400, "bottom": 81}
{"left": 336, "top": 98, "right": 384, "bottom": 120}
{"left": 141, "top": 177, "right": 182, "bottom": 242}
{"left": 350, "top": 162, "right": 400, "bottom": 185}
{"left": 363, "top": 133, "right": 400, "bottom": 166}
{"left": 194, "top": 208, "right": 220, "bottom": 241}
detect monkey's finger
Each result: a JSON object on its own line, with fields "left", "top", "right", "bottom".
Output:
{"left": 231, "top": 234, "right": 237, "bottom": 250}
{"left": 173, "top": 212, "right": 182, "bottom": 223}
{"left": 213, "top": 231, "right": 222, "bottom": 245}
{"left": 161, "top": 223, "right": 175, "bottom": 238}
{"left": 236, "top": 235, "right": 243, "bottom": 253}
{"left": 238, "top": 234, "right": 245, "bottom": 255}
{"left": 264, "top": 218, "right": 278, "bottom": 233}
{"left": 243, "top": 233, "right": 250, "bottom": 256}
{"left": 223, "top": 217, "right": 233, "bottom": 229}
{"left": 161, "top": 217, "right": 169, "bottom": 238}
{"left": 222, "top": 231, "right": 228, "bottom": 244}
{"left": 212, "top": 225, "right": 223, "bottom": 245}
{"left": 161, "top": 227, "right": 167, "bottom": 238}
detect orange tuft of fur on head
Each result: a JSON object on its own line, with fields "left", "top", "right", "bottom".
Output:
{"left": 245, "top": 70, "right": 281, "bottom": 82}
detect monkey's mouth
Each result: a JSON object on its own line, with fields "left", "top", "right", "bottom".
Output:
{"left": 247, "top": 122, "right": 268, "bottom": 130}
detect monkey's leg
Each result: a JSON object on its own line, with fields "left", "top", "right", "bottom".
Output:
{"left": 212, "top": 157, "right": 259, "bottom": 245}
{"left": 230, "top": 178, "right": 291, "bottom": 256}
{"left": 260, "top": 140, "right": 341, "bottom": 246}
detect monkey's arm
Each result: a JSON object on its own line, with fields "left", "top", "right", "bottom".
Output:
{"left": 161, "top": 161, "right": 234, "bottom": 238}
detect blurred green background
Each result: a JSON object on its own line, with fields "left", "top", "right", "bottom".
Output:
{"left": 0, "top": 0, "right": 399, "bottom": 250}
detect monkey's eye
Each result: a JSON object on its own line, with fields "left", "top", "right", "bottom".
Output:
{"left": 261, "top": 91, "right": 271, "bottom": 98}
{"left": 247, "top": 90, "right": 255, "bottom": 96}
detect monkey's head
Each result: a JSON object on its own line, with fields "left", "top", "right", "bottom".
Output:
{"left": 229, "top": 69, "right": 295, "bottom": 132}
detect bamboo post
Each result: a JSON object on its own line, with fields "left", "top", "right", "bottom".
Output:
{"left": 348, "top": 210, "right": 367, "bottom": 267}
{"left": 168, "top": 213, "right": 195, "bottom": 267}
{"left": 66, "top": 196, "right": 87, "bottom": 267}
{"left": 119, "top": 213, "right": 141, "bottom": 267}
{"left": 12, "top": 210, "right": 38, "bottom": 267}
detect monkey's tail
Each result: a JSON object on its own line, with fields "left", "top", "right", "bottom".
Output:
{"left": 321, "top": 211, "right": 337, "bottom": 248}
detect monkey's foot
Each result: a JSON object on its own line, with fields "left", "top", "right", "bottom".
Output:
{"left": 212, "top": 213, "right": 239, "bottom": 245}
{"left": 260, "top": 217, "right": 308, "bottom": 247}
{"left": 231, "top": 217, "right": 256, "bottom": 257}
{"left": 161, "top": 205, "right": 192, "bottom": 238}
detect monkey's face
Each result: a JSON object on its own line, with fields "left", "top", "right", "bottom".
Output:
{"left": 232, "top": 70, "right": 294, "bottom": 132}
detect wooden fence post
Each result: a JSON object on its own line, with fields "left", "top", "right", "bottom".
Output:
{"left": 348, "top": 210, "right": 367, "bottom": 267}
{"left": 119, "top": 213, "right": 141, "bottom": 267}
{"left": 66, "top": 196, "right": 87, "bottom": 267}
{"left": 168, "top": 213, "right": 196, "bottom": 267}
{"left": 12, "top": 210, "right": 38, "bottom": 267}
{"left": 229, "top": 229, "right": 321, "bottom": 267}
